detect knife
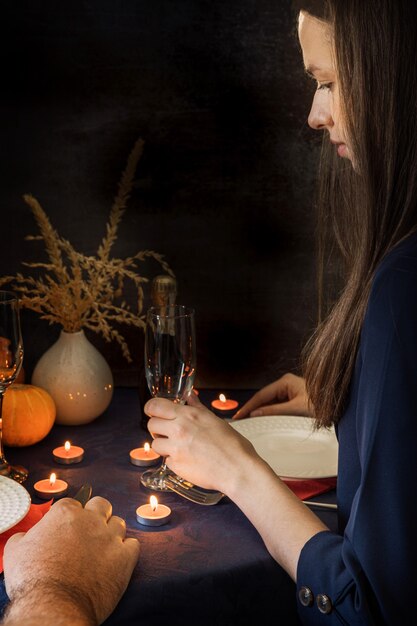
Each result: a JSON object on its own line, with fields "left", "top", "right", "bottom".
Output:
{"left": 304, "top": 500, "right": 338, "bottom": 510}
{"left": 73, "top": 483, "right": 93, "bottom": 507}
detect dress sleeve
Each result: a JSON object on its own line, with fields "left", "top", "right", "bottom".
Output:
{"left": 296, "top": 257, "right": 417, "bottom": 625}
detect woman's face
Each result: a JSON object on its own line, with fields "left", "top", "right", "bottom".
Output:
{"left": 298, "top": 10, "right": 352, "bottom": 161}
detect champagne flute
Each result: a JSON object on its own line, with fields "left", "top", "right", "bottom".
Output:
{"left": 140, "top": 304, "right": 196, "bottom": 491}
{"left": 0, "top": 291, "right": 28, "bottom": 483}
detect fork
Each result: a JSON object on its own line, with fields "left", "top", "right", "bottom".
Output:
{"left": 303, "top": 500, "right": 338, "bottom": 511}
{"left": 163, "top": 473, "right": 224, "bottom": 506}
{"left": 73, "top": 483, "right": 92, "bottom": 507}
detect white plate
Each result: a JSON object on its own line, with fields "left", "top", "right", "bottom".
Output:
{"left": 0, "top": 475, "right": 31, "bottom": 534}
{"left": 230, "top": 415, "right": 338, "bottom": 479}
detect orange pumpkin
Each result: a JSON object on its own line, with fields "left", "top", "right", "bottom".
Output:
{"left": 2, "top": 384, "right": 56, "bottom": 447}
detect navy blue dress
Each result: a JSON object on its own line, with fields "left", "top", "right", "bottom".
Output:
{"left": 297, "top": 232, "right": 417, "bottom": 624}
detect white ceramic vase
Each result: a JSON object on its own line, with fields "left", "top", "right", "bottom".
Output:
{"left": 31, "top": 329, "right": 114, "bottom": 425}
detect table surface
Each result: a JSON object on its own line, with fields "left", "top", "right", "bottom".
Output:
{"left": 3, "top": 388, "right": 337, "bottom": 626}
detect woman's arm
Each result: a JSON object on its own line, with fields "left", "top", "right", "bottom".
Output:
{"left": 146, "top": 397, "right": 327, "bottom": 581}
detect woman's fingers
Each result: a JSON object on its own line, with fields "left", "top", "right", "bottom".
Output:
{"left": 248, "top": 401, "right": 311, "bottom": 417}
{"left": 233, "top": 382, "right": 282, "bottom": 419}
{"left": 146, "top": 398, "right": 201, "bottom": 440}
{"left": 144, "top": 398, "right": 180, "bottom": 420}
{"left": 233, "top": 374, "right": 310, "bottom": 419}
{"left": 186, "top": 391, "right": 203, "bottom": 407}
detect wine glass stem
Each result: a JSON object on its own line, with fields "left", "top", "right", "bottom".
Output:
{"left": 0, "top": 391, "right": 9, "bottom": 470}
{"left": 0, "top": 390, "right": 28, "bottom": 483}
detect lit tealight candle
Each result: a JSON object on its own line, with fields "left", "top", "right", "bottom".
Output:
{"left": 129, "top": 442, "right": 161, "bottom": 467}
{"left": 53, "top": 441, "right": 85, "bottom": 464}
{"left": 211, "top": 393, "right": 239, "bottom": 415}
{"left": 34, "top": 473, "right": 68, "bottom": 500}
{"left": 136, "top": 495, "right": 172, "bottom": 527}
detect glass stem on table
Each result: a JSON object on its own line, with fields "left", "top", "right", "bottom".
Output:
{"left": 0, "top": 391, "right": 7, "bottom": 467}
{"left": 0, "top": 290, "right": 28, "bottom": 483}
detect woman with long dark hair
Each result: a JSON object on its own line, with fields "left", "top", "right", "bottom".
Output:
{"left": 145, "top": 1, "right": 417, "bottom": 623}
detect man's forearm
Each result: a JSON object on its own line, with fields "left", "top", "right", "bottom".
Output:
{"left": 1, "top": 580, "right": 97, "bottom": 626}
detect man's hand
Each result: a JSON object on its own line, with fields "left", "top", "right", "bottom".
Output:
{"left": 2, "top": 496, "right": 140, "bottom": 626}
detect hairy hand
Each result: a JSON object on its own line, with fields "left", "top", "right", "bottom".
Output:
{"left": 3, "top": 496, "right": 140, "bottom": 625}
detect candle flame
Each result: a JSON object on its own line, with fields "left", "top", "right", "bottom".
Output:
{"left": 49, "top": 472, "right": 56, "bottom": 486}
{"left": 150, "top": 495, "right": 158, "bottom": 511}
{"left": 219, "top": 393, "right": 226, "bottom": 403}
{"left": 64, "top": 441, "right": 71, "bottom": 452}
{"left": 144, "top": 442, "right": 150, "bottom": 454}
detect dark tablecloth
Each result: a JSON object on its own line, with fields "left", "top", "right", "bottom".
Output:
{"left": 1, "top": 388, "right": 337, "bottom": 625}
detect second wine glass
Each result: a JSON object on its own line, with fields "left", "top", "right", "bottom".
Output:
{"left": 140, "top": 304, "right": 196, "bottom": 491}
{"left": 0, "top": 291, "right": 28, "bottom": 483}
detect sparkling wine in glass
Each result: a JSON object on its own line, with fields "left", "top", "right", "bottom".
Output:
{"left": 0, "top": 291, "right": 28, "bottom": 483}
{"left": 140, "top": 304, "right": 196, "bottom": 491}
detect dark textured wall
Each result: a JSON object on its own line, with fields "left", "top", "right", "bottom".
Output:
{"left": 1, "top": 0, "right": 321, "bottom": 389}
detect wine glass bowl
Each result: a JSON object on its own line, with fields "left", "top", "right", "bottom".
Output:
{"left": 140, "top": 304, "right": 196, "bottom": 491}
{"left": 0, "top": 291, "right": 28, "bottom": 483}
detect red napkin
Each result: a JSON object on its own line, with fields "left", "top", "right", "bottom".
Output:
{"left": 284, "top": 477, "right": 337, "bottom": 500}
{"left": 0, "top": 500, "right": 53, "bottom": 573}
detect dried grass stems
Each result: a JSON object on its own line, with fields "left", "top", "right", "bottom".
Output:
{"left": 0, "top": 138, "right": 174, "bottom": 362}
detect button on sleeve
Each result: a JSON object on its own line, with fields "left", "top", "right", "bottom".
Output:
{"left": 316, "top": 593, "right": 333, "bottom": 614}
{"left": 298, "top": 586, "right": 314, "bottom": 607}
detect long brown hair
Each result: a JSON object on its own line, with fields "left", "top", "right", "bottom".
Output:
{"left": 294, "top": 0, "right": 417, "bottom": 427}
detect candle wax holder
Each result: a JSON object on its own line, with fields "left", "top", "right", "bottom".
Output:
{"left": 34, "top": 478, "right": 68, "bottom": 499}
{"left": 211, "top": 395, "right": 239, "bottom": 417}
{"left": 130, "top": 447, "right": 161, "bottom": 467}
{"left": 53, "top": 445, "right": 84, "bottom": 465}
{"left": 136, "top": 502, "right": 172, "bottom": 526}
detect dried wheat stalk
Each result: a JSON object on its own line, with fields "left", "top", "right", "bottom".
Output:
{"left": 0, "top": 137, "right": 175, "bottom": 362}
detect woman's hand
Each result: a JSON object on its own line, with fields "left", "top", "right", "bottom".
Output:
{"left": 145, "top": 394, "right": 259, "bottom": 495}
{"left": 233, "top": 373, "right": 312, "bottom": 419}
{"left": 145, "top": 392, "right": 327, "bottom": 585}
